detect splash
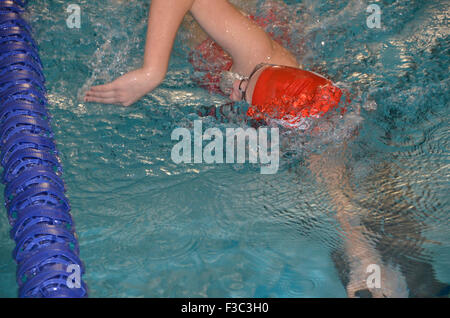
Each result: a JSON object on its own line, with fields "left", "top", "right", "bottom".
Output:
{"left": 76, "top": 0, "right": 148, "bottom": 103}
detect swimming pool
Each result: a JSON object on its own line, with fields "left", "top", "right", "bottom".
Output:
{"left": 0, "top": 0, "right": 448, "bottom": 297}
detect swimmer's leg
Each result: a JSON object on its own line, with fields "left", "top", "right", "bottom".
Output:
{"left": 308, "top": 147, "right": 408, "bottom": 298}
{"left": 358, "top": 162, "right": 450, "bottom": 297}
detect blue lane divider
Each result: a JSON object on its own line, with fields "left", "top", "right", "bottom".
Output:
{"left": 0, "top": 0, "right": 87, "bottom": 297}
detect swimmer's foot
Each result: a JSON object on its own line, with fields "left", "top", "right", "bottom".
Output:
{"left": 346, "top": 250, "right": 386, "bottom": 298}
{"left": 332, "top": 244, "right": 409, "bottom": 298}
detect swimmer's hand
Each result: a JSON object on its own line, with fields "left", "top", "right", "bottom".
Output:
{"left": 84, "top": 68, "right": 163, "bottom": 107}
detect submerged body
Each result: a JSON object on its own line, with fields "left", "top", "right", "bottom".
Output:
{"left": 82, "top": 0, "right": 430, "bottom": 298}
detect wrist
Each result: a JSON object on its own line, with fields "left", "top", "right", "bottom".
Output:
{"left": 141, "top": 64, "right": 166, "bottom": 82}
{"left": 132, "top": 67, "right": 163, "bottom": 94}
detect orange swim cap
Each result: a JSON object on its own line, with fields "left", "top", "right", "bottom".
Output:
{"left": 247, "top": 66, "right": 344, "bottom": 126}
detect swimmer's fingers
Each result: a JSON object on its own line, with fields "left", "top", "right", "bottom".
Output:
{"left": 84, "top": 95, "right": 122, "bottom": 105}
{"left": 88, "top": 83, "right": 115, "bottom": 93}
{"left": 85, "top": 89, "right": 116, "bottom": 99}
{"left": 84, "top": 67, "right": 161, "bottom": 106}
{"left": 85, "top": 83, "right": 123, "bottom": 104}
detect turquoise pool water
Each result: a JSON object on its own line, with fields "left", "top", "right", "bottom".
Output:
{"left": 0, "top": 0, "right": 448, "bottom": 297}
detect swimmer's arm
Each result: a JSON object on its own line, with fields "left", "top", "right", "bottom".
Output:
{"left": 84, "top": 0, "right": 289, "bottom": 106}
{"left": 142, "top": 0, "right": 194, "bottom": 74}
{"left": 190, "top": 0, "right": 275, "bottom": 74}
{"left": 85, "top": 0, "right": 194, "bottom": 106}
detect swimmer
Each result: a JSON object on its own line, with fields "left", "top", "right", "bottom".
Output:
{"left": 84, "top": 0, "right": 402, "bottom": 297}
